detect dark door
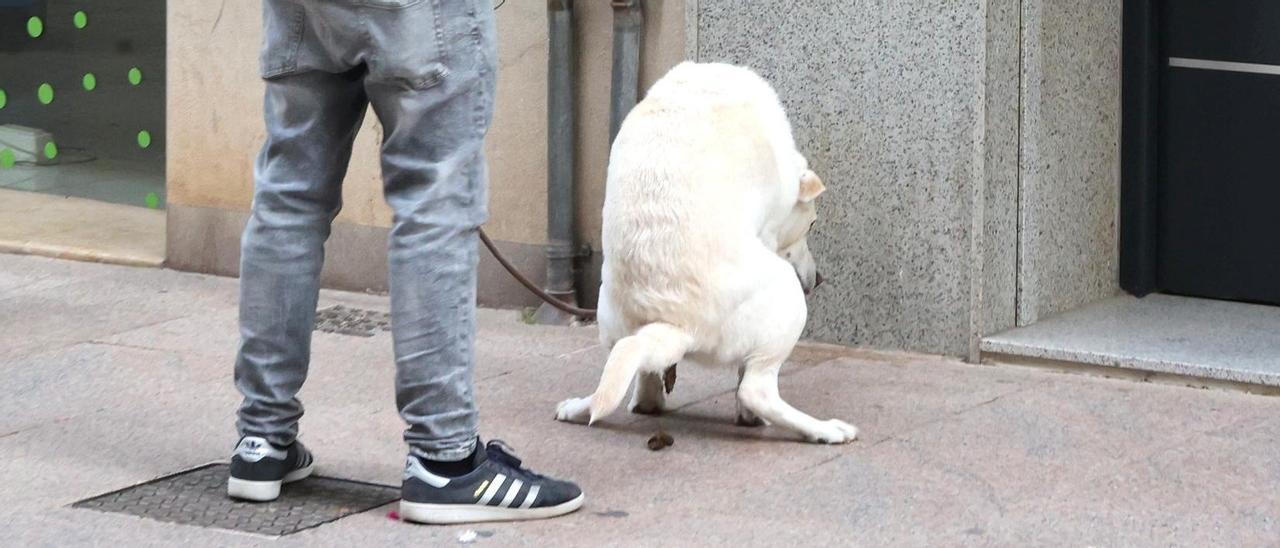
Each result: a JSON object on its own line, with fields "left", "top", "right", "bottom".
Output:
{"left": 1155, "top": 1, "right": 1280, "bottom": 305}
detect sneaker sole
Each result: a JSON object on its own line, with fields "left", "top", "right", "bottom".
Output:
{"left": 399, "top": 494, "right": 585, "bottom": 525}
{"left": 227, "top": 463, "right": 314, "bottom": 502}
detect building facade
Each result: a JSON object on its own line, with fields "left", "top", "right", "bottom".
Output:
{"left": 4, "top": 1, "right": 1277, "bottom": 385}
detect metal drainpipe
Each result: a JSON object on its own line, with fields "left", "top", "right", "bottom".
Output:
{"left": 535, "top": 0, "right": 579, "bottom": 325}
{"left": 609, "top": 0, "right": 644, "bottom": 144}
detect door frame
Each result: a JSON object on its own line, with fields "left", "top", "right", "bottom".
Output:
{"left": 1119, "top": 0, "right": 1160, "bottom": 296}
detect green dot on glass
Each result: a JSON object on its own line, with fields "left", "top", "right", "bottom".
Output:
{"left": 137, "top": 130, "right": 152, "bottom": 149}
{"left": 43, "top": 141, "right": 58, "bottom": 160}
{"left": 145, "top": 192, "right": 160, "bottom": 209}
{"left": 128, "top": 67, "right": 143, "bottom": 86}
{"left": 0, "top": 149, "right": 14, "bottom": 169}
{"left": 0, "top": 89, "right": 6, "bottom": 110}
{"left": 27, "top": 16, "right": 43, "bottom": 38}
{"left": 74, "top": 11, "right": 88, "bottom": 29}
{"left": 37, "top": 83, "right": 54, "bottom": 104}
{"left": 82, "top": 73, "right": 97, "bottom": 91}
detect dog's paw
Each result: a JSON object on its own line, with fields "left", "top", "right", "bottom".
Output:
{"left": 555, "top": 397, "right": 592, "bottom": 424}
{"left": 806, "top": 419, "right": 859, "bottom": 444}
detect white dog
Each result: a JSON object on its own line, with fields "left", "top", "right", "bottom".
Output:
{"left": 554, "top": 62, "right": 858, "bottom": 444}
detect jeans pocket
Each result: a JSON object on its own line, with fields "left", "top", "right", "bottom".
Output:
{"left": 365, "top": 1, "right": 449, "bottom": 90}
{"left": 259, "top": 0, "right": 306, "bottom": 79}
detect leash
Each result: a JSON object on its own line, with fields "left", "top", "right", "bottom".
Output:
{"left": 478, "top": 227, "right": 597, "bottom": 319}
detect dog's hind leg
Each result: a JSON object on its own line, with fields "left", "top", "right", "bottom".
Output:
{"left": 556, "top": 323, "right": 691, "bottom": 425}
{"left": 629, "top": 371, "right": 667, "bottom": 415}
{"left": 737, "top": 357, "right": 857, "bottom": 444}
{"left": 734, "top": 364, "right": 765, "bottom": 427}
{"left": 555, "top": 396, "right": 592, "bottom": 424}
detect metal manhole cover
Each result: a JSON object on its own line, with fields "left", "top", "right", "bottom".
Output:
{"left": 314, "top": 305, "right": 391, "bottom": 337}
{"left": 72, "top": 463, "right": 399, "bottom": 537}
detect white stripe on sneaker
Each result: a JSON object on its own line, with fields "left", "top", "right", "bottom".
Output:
{"left": 477, "top": 474, "right": 506, "bottom": 506}
{"left": 499, "top": 479, "right": 523, "bottom": 508}
{"left": 519, "top": 485, "right": 540, "bottom": 509}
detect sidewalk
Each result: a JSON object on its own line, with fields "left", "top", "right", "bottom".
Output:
{"left": 1, "top": 253, "right": 1278, "bottom": 546}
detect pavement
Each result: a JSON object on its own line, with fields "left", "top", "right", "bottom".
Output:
{"left": 1, "top": 253, "right": 1278, "bottom": 547}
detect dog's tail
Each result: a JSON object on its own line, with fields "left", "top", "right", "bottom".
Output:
{"left": 588, "top": 322, "right": 692, "bottom": 424}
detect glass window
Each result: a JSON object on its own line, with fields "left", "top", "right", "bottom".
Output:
{"left": 0, "top": 1, "right": 165, "bottom": 210}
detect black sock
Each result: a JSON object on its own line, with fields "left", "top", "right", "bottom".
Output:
{"left": 420, "top": 443, "right": 482, "bottom": 478}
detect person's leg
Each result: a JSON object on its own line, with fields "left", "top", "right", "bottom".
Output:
{"left": 361, "top": 1, "right": 582, "bottom": 523}
{"left": 362, "top": 1, "right": 496, "bottom": 463}
{"left": 234, "top": 67, "right": 369, "bottom": 448}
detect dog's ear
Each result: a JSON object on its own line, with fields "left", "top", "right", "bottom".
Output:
{"left": 799, "top": 170, "right": 826, "bottom": 202}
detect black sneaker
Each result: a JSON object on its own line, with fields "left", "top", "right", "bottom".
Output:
{"left": 227, "top": 436, "right": 315, "bottom": 502}
{"left": 399, "top": 440, "right": 584, "bottom": 524}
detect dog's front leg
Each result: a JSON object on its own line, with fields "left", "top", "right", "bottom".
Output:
{"left": 737, "top": 358, "right": 858, "bottom": 444}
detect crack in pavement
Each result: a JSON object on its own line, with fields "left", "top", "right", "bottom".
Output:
{"left": 0, "top": 408, "right": 105, "bottom": 441}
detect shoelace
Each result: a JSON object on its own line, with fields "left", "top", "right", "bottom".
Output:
{"left": 485, "top": 440, "right": 549, "bottom": 481}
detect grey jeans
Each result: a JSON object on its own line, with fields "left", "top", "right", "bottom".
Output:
{"left": 235, "top": 0, "right": 496, "bottom": 461}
